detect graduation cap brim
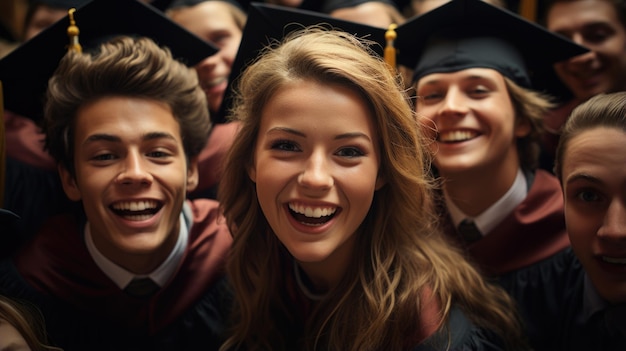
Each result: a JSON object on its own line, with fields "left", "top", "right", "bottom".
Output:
{"left": 214, "top": 2, "right": 387, "bottom": 123}
{"left": 0, "top": 0, "right": 217, "bottom": 121}
{"left": 395, "top": 0, "right": 588, "bottom": 93}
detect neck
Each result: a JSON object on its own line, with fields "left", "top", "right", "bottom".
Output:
{"left": 90, "top": 224, "right": 180, "bottom": 275}
{"left": 441, "top": 157, "right": 520, "bottom": 217}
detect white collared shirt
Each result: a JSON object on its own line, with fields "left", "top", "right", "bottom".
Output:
{"left": 85, "top": 203, "right": 191, "bottom": 289}
{"left": 445, "top": 168, "right": 528, "bottom": 237}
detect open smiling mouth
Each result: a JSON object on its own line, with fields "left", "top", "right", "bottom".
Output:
{"left": 288, "top": 203, "right": 338, "bottom": 227}
{"left": 110, "top": 200, "right": 163, "bottom": 221}
{"left": 438, "top": 130, "right": 479, "bottom": 143}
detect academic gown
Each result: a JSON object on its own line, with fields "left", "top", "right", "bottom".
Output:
{"left": 283, "top": 256, "right": 507, "bottom": 351}
{"left": 0, "top": 199, "right": 233, "bottom": 351}
{"left": 523, "top": 249, "right": 626, "bottom": 351}
{"left": 439, "top": 169, "right": 571, "bottom": 349}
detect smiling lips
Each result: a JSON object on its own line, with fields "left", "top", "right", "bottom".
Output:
{"left": 438, "top": 130, "right": 478, "bottom": 143}
{"left": 288, "top": 203, "right": 337, "bottom": 226}
{"left": 111, "top": 200, "right": 162, "bottom": 221}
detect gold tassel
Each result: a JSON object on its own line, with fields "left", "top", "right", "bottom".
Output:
{"left": 384, "top": 23, "right": 397, "bottom": 74}
{"left": 519, "top": 0, "right": 537, "bottom": 22}
{"left": 67, "top": 8, "right": 82, "bottom": 53}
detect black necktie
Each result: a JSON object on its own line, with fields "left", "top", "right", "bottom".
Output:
{"left": 124, "top": 278, "right": 160, "bottom": 298}
{"left": 458, "top": 219, "right": 482, "bottom": 244}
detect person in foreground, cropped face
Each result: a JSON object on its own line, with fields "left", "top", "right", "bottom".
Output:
{"left": 546, "top": 0, "right": 626, "bottom": 101}
{"left": 555, "top": 92, "right": 626, "bottom": 304}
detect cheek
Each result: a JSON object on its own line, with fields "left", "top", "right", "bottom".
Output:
{"left": 565, "top": 207, "right": 599, "bottom": 249}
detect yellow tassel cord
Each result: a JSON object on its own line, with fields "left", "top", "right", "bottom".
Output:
{"left": 67, "top": 8, "right": 82, "bottom": 53}
{"left": 384, "top": 23, "right": 397, "bottom": 74}
{"left": 0, "top": 81, "right": 6, "bottom": 207}
{"left": 519, "top": 0, "right": 537, "bottom": 22}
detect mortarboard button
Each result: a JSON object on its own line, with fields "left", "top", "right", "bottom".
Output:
{"left": 0, "top": 0, "right": 218, "bottom": 122}
{"left": 214, "top": 2, "right": 389, "bottom": 123}
{"left": 394, "top": 0, "right": 588, "bottom": 96}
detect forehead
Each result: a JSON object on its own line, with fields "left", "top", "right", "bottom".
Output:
{"left": 73, "top": 97, "right": 180, "bottom": 139}
{"left": 170, "top": 1, "right": 239, "bottom": 30}
{"left": 416, "top": 67, "right": 506, "bottom": 87}
{"left": 562, "top": 127, "right": 626, "bottom": 179}
{"left": 547, "top": 0, "right": 621, "bottom": 29}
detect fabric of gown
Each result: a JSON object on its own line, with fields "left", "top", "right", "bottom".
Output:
{"left": 0, "top": 199, "right": 233, "bottom": 351}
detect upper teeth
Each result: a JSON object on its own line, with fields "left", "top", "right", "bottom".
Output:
{"left": 112, "top": 200, "right": 157, "bottom": 212}
{"left": 289, "top": 203, "right": 336, "bottom": 218}
{"left": 439, "top": 130, "right": 476, "bottom": 142}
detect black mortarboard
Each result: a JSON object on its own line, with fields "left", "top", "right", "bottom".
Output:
{"left": 28, "top": 0, "right": 91, "bottom": 7}
{"left": 0, "top": 0, "right": 217, "bottom": 121}
{"left": 395, "top": 0, "right": 588, "bottom": 94}
{"left": 214, "top": 2, "right": 388, "bottom": 123}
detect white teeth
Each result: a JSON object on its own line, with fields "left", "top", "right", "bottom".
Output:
{"left": 439, "top": 130, "right": 477, "bottom": 142}
{"left": 289, "top": 203, "right": 336, "bottom": 218}
{"left": 121, "top": 214, "right": 153, "bottom": 221}
{"left": 602, "top": 256, "right": 626, "bottom": 264}
{"left": 112, "top": 200, "right": 158, "bottom": 212}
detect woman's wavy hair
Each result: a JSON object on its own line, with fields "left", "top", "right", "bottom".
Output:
{"left": 219, "top": 27, "right": 526, "bottom": 351}
{"left": 43, "top": 36, "right": 210, "bottom": 176}
{"left": 0, "top": 295, "right": 63, "bottom": 351}
{"left": 554, "top": 91, "right": 626, "bottom": 181}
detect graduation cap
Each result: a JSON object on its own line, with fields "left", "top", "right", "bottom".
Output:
{"left": 214, "top": 2, "right": 390, "bottom": 123}
{"left": 0, "top": 0, "right": 218, "bottom": 121}
{"left": 27, "top": 0, "right": 90, "bottom": 7}
{"left": 395, "top": 0, "right": 588, "bottom": 96}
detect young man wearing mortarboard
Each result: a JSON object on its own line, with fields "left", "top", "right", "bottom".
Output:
{"left": 0, "top": 0, "right": 232, "bottom": 349}
{"left": 538, "top": 0, "right": 626, "bottom": 172}
{"left": 394, "top": 0, "right": 587, "bottom": 349}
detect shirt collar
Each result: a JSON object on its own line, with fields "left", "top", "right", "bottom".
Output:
{"left": 445, "top": 168, "right": 527, "bottom": 236}
{"left": 85, "top": 202, "right": 191, "bottom": 289}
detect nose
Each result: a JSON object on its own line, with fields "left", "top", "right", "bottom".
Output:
{"left": 438, "top": 87, "right": 469, "bottom": 117}
{"left": 597, "top": 198, "right": 626, "bottom": 241}
{"left": 194, "top": 54, "right": 218, "bottom": 75}
{"left": 297, "top": 151, "right": 333, "bottom": 191}
{"left": 115, "top": 151, "right": 153, "bottom": 187}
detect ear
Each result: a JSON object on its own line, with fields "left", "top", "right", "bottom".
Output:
{"left": 186, "top": 157, "right": 199, "bottom": 192}
{"left": 58, "top": 165, "right": 82, "bottom": 201}
{"left": 514, "top": 117, "right": 532, "bottom": 138}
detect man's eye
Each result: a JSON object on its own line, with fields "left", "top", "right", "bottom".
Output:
{"left": 577, "top": 190, "right": 601, "bottom": 203}
{"left": 92, "top": 153, "right": 115, "bottom": 161}
{"left": 147, "top": 151, "right": 170, "bottom": 158}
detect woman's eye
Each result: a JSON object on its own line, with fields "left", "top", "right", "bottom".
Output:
{"left": 270, "top": 140, "right": 300, "bottom": 152}
{"left": 336, "top": 147, "right": 364, "bottom": 158}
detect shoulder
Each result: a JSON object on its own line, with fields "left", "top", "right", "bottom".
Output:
{"left": 412, "top": 306, "right": 506, "bottom": 351}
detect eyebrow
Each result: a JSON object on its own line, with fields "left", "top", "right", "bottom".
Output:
{"left": 565, "top": 173, "right": 603, "bottom": 186}
{"left": 82, "top": 132, "right": 177, "bottom": 146}
{"left": 266, "top": 127, "right": 372, "bottom": 142}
